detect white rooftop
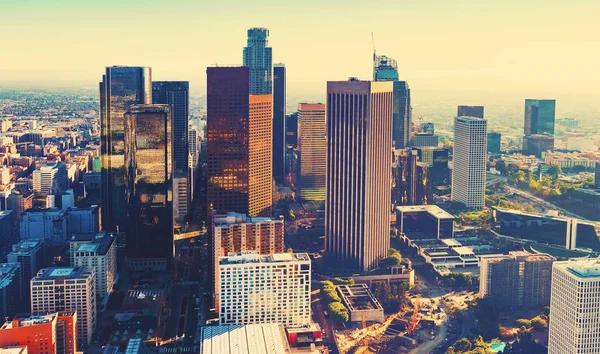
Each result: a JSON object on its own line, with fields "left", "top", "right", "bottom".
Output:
{"left": 396, "top": 205, "right": 454, "bottom": 219}
{"left": 200, "top": 324, "right": 290, "bottom": 354}
{"left": 558, "top": 258, "right": 600, "bottom": 278}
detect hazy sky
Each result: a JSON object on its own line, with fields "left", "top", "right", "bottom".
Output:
{"left": 1, "top": 0, "right": 599, "bottom": 101}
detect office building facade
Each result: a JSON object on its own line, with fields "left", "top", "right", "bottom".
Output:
{"left": 31, "top": 267, "right": 95, "bottom": 350}
{"left": 100, "top": 66, "right": 152, "bottom": 233}
{"left": 523, "top": 134, "right": 554, "bottom": 157}
{"left": 373, "top": 55, "right": 411, "bottom": 149}
{"left": 72, "top": 233, "right": 117, "bottom": 301}
{"left": 0, "top": 312, "right": 77, "bottom": 354}
{"left": 326, "top": 80, "right": 393, "bottom": 271}
{"left": 524, "top": 99, "right": 556, "bottom": 136}
{"left": 457, "top": 105, "right": 484, "bottom": 118}
{"left": 479, "top": 252, "right": 554, "bottom": 310}
{"left": 20, "top": 208, "right": 67, "bottom": 245}
{"left": 487, "top": 132, "right": 501, "bottom": 154}
{"left": 217, "top": 252, "right": 311, "bottom": 326}
{"left": 32, "top": 163, "right": 67, "bottom": 195}
{"left": 207, "top": 67, "right": 272, "bottom": 217}
{"left": 273, "top": 64, "right": 286, "bottom": 185}
{"left": 0, "top": 263, "right": 22, "bottom": 320}
{"left": 124, "top": 105, "right": 173, "bottom": 265}
{"left": 452, "top": 116, "right": 487, "bottom": 209}
{"left": 243, "top": 27, "right": 273, "bottom": 95}
{"left": 548, "top": 259, "right": 600, "bottom": 354}
{"left": 297, "top": 103, "right": 326, "bottom": 200}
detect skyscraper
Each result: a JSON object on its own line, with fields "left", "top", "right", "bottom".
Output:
{"left": 273, "top": 64, "right": 286, "bottom": 185}
{"left": 373, "top": 54, "right": 411, "bottom": 149}
{"left": 207, "top": 67, "right": 272, "bottom": 217}
{"left": 100, "top": 66, "right": 152, "bottom": 232}
{"left": 326, "top": 79, "right": 393, "bottom": 272}
{"left": 548, "top": 259, "right": 600, "bottom": 354}
{"left": 152, "top": 81, "right": 189, "bottom": 222}
{"left": 457, "top": 105, "right": 484, "bottom": 119}
{"left": 452, "top": 116, "right": 487, "bottom": 209}
{"left": 487, "top": 132, "right": 501, "bottom": 154}
{"left": 298, "top": 103, "right": 326, "bottom": 201}
{"left": 124, "top": 104, "right": 173, "bottom": 266}
{"left": 524, "top": 99, "right": 556, "bottom": 136}
{"left": 243, "top": 27, "right": 272, "bottom": 95}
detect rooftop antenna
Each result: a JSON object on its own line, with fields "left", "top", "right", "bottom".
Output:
{"left": 371, "top": 32, "right": 376, "bottom": 60}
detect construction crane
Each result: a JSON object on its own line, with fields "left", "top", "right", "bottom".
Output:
{"left": 406, "top": 294, "right": 421, "bottom": 335}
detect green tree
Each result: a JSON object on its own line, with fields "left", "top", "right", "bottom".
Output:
{"left": 547, "top": 165, "right": 562, "bottom": 179}
{"left": 515, "top": 318, "right": 532, "bottom": 328}
{"left": 455, "top": 338, "right": 473, "bottom": 352}
{"left": 328, "top": 301, "right": 349, "bottom": 322}
{"left": 531, "top": 317, "right": 548, "bottom": 330}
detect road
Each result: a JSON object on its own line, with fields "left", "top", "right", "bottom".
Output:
{"left": 407, "top": 319, "right": 448, "bottom": 354}
{"left": 505, "top": 185, "right": 587, "bottom": 220}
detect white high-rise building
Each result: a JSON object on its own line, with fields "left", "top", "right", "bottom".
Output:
{"left": 173, "top": 177, "right": 188, "bottom": 222}
{"left": 217, "top": 251, "right": 311, "bottom": 326}
{"left": 0, "top": 166, "right": 10, "bottom": 185}
{"left": 72, "top": 232, "right": 117, "bottom": 302}
{"left": 32, "top": 163, "right": 68, "bottom": 195}
{"left": 451, "top": 116, "right": 487, "bottom": 209}
{"left": 548, "top": 259, "right": 600, "bottom": 354}
{"left": 31, "top": 267, "right": 96, "bottom": 351}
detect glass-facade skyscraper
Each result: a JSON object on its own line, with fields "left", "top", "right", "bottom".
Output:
{"left": 207, "top": 67, "right": 272, "bottom": 217}
{"left": 243, "top": 27, "right": 272, "bottom": 95}
{"left": 524, "top": 99, "right": 556, "bottom": 136}
{"left": 273, "top": 64, "right": 286, "bottom": 184}
{"left": 373, "top": 54, "right": 411, "bottom": 149}
{"left": 100, "top": 66, "right": 152, "bottom": 232}
{"left": 124, "top": 104, "right": 173, "bottom": 264}
{"left": 297, "top": 103, "right": 326, "bottom": 201}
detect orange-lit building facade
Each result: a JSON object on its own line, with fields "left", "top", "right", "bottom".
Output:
{"left": 0, "top": 312, "right": 77, "bottom": 354}
{"left": 297, "top": 103, "right": 327, "bottom": 201}
{"left": 212, "top": 212, "right": 284, "bottom": 308}
{"left": 207, "top": 67, "right": 272, "bottom": 218}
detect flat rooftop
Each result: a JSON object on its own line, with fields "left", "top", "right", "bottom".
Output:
{"left": 1, "top": 313, "right": 56, "bottom": 329}
{"left": 0, "top": 263, "right": 20, "bottom": 288}
{"left": 200, "top": 324, "right": 290, "bottom": 354}
{"left": 396, "top": 205, "right": 454, "bottom": 220}
{"left": 8, "top": 240, "right": 43, "bottom": 255}
{"left": 558, "top": 258, "right": 600, "bottom": 278}
{"left": 37, "top": 266, "right": 87, "bottom": 279}
{"left": 219, "top": 251, "right": 310, "bottom": 265}
{"left": 337, "top": 284, "right": 383, "bottom": 312}
{"left": 213, "top": 212, "right": 281, "bottom": 227}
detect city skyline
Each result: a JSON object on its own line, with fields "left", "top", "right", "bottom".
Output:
{"left": 1, "top": 0, "right": 599, "bottom": 102}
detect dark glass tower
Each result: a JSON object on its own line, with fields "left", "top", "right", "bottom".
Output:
{"left": 487, "top": 132, "right": 501, "bottom": 154}
{"left": 524, "top": 99, "right": 556, "bottom": 136}
{"left": 124, "top": 104, "right": 173, "bottom": 262}
{"left": 152, "top": 81, "right": 190, "bottom": 221}
{"left": 373, "top": 54, "right": 411, "bottom": 149}
{"left": 100, "top": 66, "right": 152, "bottom": 232}
{"left": 207, "top": 67, "right": 272, "bottom": 217}
{"left": 273, "top": 64, "right": 286, "bottom": 184}
{"left": 457, "top": 105, "right": 484, "bottom": 118}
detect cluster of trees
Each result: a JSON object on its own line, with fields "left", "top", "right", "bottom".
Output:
{"left": 472, "top": 298, "right": 500, "bottom": 340}
{"left": 485, "top": 194, "right": 537, "bottom": 213}
{"left": 504, "top": 164, "right": 594, "bottom": 199}
{"left": 372, "top": 281, "right": 408, "bottom": 314}
{"left": 320, "top": 280, "right": 349, "bottom": 322}
{"left": 440, "top": 273, "right": 474, "bottom": 287}
{"left": 379, "top": 248, "right": 402, "bottom": 268}
{"left": 447, "top": 336, "right": 494, "bottom": 354}
{"left": 456, "top": 209, "right": 492, "bottom": 229}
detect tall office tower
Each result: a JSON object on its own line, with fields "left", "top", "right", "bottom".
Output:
{"left": 217, "top": 251, "right": 311, "bottom": 325}
{"left": 212, "top": 212, "right": 284, "bottom": 307}
{"left": 0, "top": 263, "right": 22, "bottom": 320}
{"left": 99, "top": 66, "right": 152, "bottom": 233}
{"left": 487, "top": 132, "right": 501, "bottom": 154}
{"left": 31, "top": 267, "right": 96, "bottom": 350}
{"left": 243, "top": 27, "right": 273, "bottom": 95}
{"left": 123, "top": 105, "right": 173, "bottom": 267}
{"left": 0, "top": 312, "right": 78, "bottom": 354}
{"left": 285, "top": 112, "right": 298, "bottom": 148}
{"left": 273, "top": 64, "right": 286, "bottom": 185}
{"left": 414, "top": 147, "right": 450, "bottom": 189}
{"left": 479, "top": 252, "right": 554, "bottom": 310}
{"left": 524, "top": 99, "right": 556, "bottom": 136}
{"left": 548, "top": 259, "right": 600, "bottom": 354}
{"left": 32, "top": 163, "right": 68, "bottom": 194}
{"left": 20, "top": 208, "right": 68, "bottom": 245}
{"left": 7, "top": 240, "right": 44, "bottom": 312}
{"left": 207, "top": 67, "right": 272, "bottom": 217}
{"left": 452, "top": 116, "right": 487, "bottom": 209}
{"left": 373, "top": 55, "right": 411, "bottom": 148}
{"left": 297, "top": 103, "right": 326, "bottom": 200}
{"left": 66, "top": 206, "right": 100, "bottom": 234}
{"left": 188, "top": 127, "right": 199, "bottom": 201}
{"left": 152, "top": 81, "right": 189, "bottom": 222}
{"left": 0, "top": 210, "right": 16, "bottom": 257}
{"left": 457, "top": 105, "right": 484, "bottom": 118}
{"left": 72, "top": 233, "right": 117, "bottom": 301}
{"left": 326, "top": 80, "right": 393, "bottom": 271}
{"left": 396, "top": 150, "right": 431, "bottom": 206}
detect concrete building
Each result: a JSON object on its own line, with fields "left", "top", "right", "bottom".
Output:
{"left": 325, "top": 79, "right": 393, "bottom": 272}
{"left": 452, "top": 116, "right": 487, "bottom": 209}
{"left": 32, "top": 163, "right": 67, "bottom": 195}
{"left": 66, "top": 206, "right": 100, "bottom": 234}
{"left": 200, "top": 323, "right": 291, "bottom": 354}
{"left": 207, "top": 67, "right": 272, "bottom": 217}
{"left": 548, "top": 258, "right": 600, "bottom": 354}
{"left": 457, "top": 105, "right": 484, "bottom": 119}
{"left": 396, "top": 205, "right": 454, "bottom": 239}
{"left": 6, "top": 192, "right": 33, "bottom": 220}
{"left": 0, "top": 263, "right": 22, "bottom": 320}
{"left": 243, "top": 27, "right": 273, "bottom": 95}
{"left": 0, "top": 312, "right": 77, "bottom": 354}
{"left": 297, "top": 103, "right": 326, "bottom": 201}
{"left": 31, "top": 267, "right": 96, "bottom": 350}
{"left": 337, "top": 284, "right": 384, "bottom": 323}
{"left": 411, "top": 132, "right": 438, "bottom": 147}
{"left": 7, "top": 240, "right": 44, "bottom": 313}
{"left": 217, "top": 251, "right": 311, "bottom": 326}
{"left": 20, "top": 208, "right": 67, "bottom": 245}
{"left": 72, "top": 232, "right": 117, "bottom": 301}
{"left": 212, "top": 213, "right": 284, "bottom": 306}
{"left": 479, "top": 252, "right": 555, "bottom": 310}
{"left": 0, "top": 166, "right": 10, "bottom": 185}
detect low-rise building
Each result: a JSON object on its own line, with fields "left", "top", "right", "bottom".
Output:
{"left": 396, "top": 205, "right": 454, "bottom": 239}
{"left": 200, "top": 323, "right": 291, "bottom": 354}
{"left": 337, "top": 284, "right": 384, "bottom": 323}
